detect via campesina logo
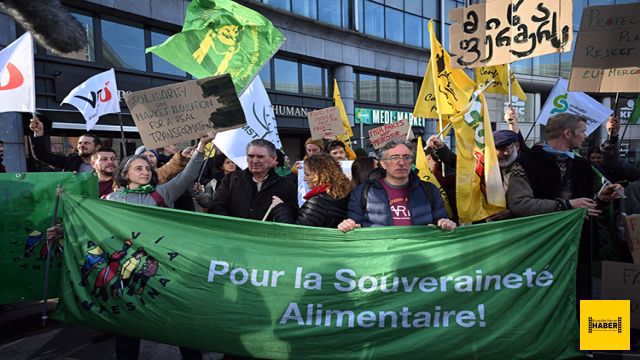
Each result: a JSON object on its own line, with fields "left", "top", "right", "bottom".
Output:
{"left": 550, "top": 93, "right": 569, "bottom": 114}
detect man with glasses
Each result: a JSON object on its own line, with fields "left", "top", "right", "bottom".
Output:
{"left": 209, "top": 139, "right": 297, "bottom": 221}
{"left": 338, "top": 140, "right": 456, "bottom": 232}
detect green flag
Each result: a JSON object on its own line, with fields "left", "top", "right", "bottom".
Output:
{"left": 630, "top": 95, "right": 640, "bottom": 125}
{"left": 55, "top": 194, "right": 585, "bottom": 359}
{"left": 146, "top": 0, "right": 284, "bottom": 94}
{"left": 1, "top": 172, "right": 97, "bottom": 303}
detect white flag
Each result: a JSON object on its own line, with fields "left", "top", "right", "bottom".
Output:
{"left": 61, "top": 69, "right": 121, "bottom": 131}
{"left": 214, "top": 76, "right": 282, "bottom": 169}
{"left": 0, "top": 32, "right": 35, "bottom": 113}
{"left": 537, "top": 78, "right": 613, "bottom": 136}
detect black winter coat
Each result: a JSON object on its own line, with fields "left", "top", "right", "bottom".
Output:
{"left": 31, "top": 136, "right": 85, "bottom": 172}
{"left": 208, "top": 168, "right": 297, "bottom": 221}
{"left": 273, "top": 191, "right": 349, "bottom": 228}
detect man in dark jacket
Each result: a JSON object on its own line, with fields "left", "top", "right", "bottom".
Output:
{"left": 507, "top": 113, "right": 623, "bottom": 301}
{"left": 209, "top": 139, "right": 297, "bottom": 221}
{"left": 29, "top": 116, "right": 101, "bottom": 172}
{"left": 338, "top": 140, "right": 456, "bottom": 232}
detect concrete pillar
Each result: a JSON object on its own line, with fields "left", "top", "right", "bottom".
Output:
{"left": 0, "top": 15, "right": 27, "bottom": 172}
{"left": 334, "top": 65, "right": 354, "bottom": 126}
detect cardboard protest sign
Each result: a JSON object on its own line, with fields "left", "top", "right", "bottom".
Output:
{"left": 601, "top": 261, "right": 640, "bottom": 329}
{"left": 124, "top": 74, "right": 246, "bottom": 149}
{"left": 307, "top": 107, "right": 344, "bottom": 140}
{"left": 368, "top": 119, "right": 414, "bottom": 150}
{"left": 569, "top": 3, "right": 640, "bottom": 92}
{"left": 537, "top": 78, "right": 612, "bottom": 136}
{"left": 624, "top": 215, "right": 640, "bottom": 264}
{"left": 449, "top": 0, "right": 572, "bottom": 68}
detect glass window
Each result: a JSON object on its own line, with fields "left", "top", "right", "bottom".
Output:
{"left": 443, "top": 24, "right": 450, "bottom": 51}
{"left": 511, "top": 58, "right": 532, "bottom": 75}
{"left": 423, "top": 19, "right": 431, "bottom": 49}
{"left": 274, "top": 58, "right": 299, "bottom": 93}
{"left": 259, "top": 60, "right": 271, "bottom": 89}
{"left": 151, "top": 32, "right": 186, "bottom": 77}
{"left": 379, "top": 76, "right": 396, "bottom": 104}
{"left": 358, "top": 73, "right": 377, "bottom": 102}
{"left": 573, "top": 0, "right": 586, "bottom": 30}
{"left": 533, "top": 53, "right": 560, "bottom": 77}
{"left": 293, "top": 0, "right": 318, "bottom": 19}
{"left": 342, "top": 0, "right": 350, "bottom": 28}
{"left": 615, "top": 0, "right": 640, "bottom": 3}
{"left": 422, "top": 0, "right": 437, "bottom": 19}
{"left": 588, "top": 0, "right": 614, "bottom": 5}
{"left": 357, "top": 0, "right": 364, "bottom": 31}
{"left": 101, "top": 18, "right": 145, "bottom": 71}
{"left": 302, "top": 64, "right": 323, "bottom": 96}
{"left": 405, "top": 14, "right": 423, "bottom": 47}
{"left": 399, "top": 80, "right": 415, "bottom": 105}
{"left": 52, "top": 12, "right": 94, "bottom": 61}
{"left": 444, "top": 0, "right": 459, "bottom": 23}
{"left": 319, "top": 0, "right": 342, "bottom": 26}
{"left": 385, "top": 7, "right": 404, "bottom": 42}
{"left": 364, "top": 1, "right": 384, "bottom": 38}
{"left": 264, "top": 0, "right": 290, "bottom": 11}
{"left": 560, "top": 33, "right": 577, "bottom": 78}
{"left": 293, "top": 0, "right": 317, "bottom": 19}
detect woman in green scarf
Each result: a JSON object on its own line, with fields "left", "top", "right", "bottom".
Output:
{"left": 107, "top": 132, "right": 216, "bottom": 207}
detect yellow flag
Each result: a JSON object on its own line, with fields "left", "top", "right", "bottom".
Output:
{"left": 475, "top": 64, "right": 526, "bottom": 101}
{"left": 415, "top": 136, "right": 453, "bottom": 218}
{"left": 333, "top": 79, "right": 353, "bottom": 141}
{"left": 413, "top": 58, "right": 438, "bottom": 118}
{"left": 449, "top": 90, "right": 505, "bottom": 223}
{"left": 428, "top": 20, "right": 475, "bottom": 115}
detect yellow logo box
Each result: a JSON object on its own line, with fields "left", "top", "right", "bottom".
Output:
{"left": 580, "top": 300, "right": 630, "bottom": 350}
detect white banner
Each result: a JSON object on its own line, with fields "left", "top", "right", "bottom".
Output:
{"left": 0, "top": 32, "right": 35, "bottom": 113}
{"left": 214, "top": 76, "right": 282, "bottom": 169}
{"left": 537, "top": 78, "right": 613, "bottom": 136}
{"left": 61, "top": 69, "right": 121, "bottom": 131}
{"left": 297, "top": 160, "right": 353, "bottom": 207}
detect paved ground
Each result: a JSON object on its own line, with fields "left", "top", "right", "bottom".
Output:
{"left": 2, "top": 300, "right": 639, "bottom": 359}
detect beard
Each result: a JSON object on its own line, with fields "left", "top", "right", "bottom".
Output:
{"left": 499, "top": 150, "right": 519, "bottom": 168}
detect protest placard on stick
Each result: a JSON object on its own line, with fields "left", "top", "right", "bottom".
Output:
{"left": 368, "top": 119, "right": 414, "bottom": 150}
{"left": 449, "top": 0, "right": 572, "bottom": 68}
{"left": 307, "top": 106, "right": 344, "bottom": 140}
{"left": 568, "top": 3, "right": 640, "bottom": 92}
{"left": 124, "top": 74, "right": 246, "bottom": 149}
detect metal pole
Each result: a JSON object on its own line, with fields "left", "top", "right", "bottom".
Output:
{"left": 609, "top": 92, "right": 620, "bottom": 141}
{"left": 42, "top": 185, "right": 62, "bottom": 326}
{"left": 118, "top": 113, "right": 127, "bottom": 157}
{"left": 360, "top": 120, "right": 364, "bottom": 151}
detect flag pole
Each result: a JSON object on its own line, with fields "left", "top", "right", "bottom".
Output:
{"left": 197, "top": 145, "right": 215, "bottom": 185}
{"left": 118, "top": 112, "right": 127, "bottom": 157}
{"left": 41, "top": 185, "right": 62, "bottom": 327}
{"left": 609, "top": 92, "right": 620, "bottom": 141}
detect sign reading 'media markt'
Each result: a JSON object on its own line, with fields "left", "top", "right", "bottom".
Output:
{"left": 355, "top": 107, "right": 428, "bottom": 127}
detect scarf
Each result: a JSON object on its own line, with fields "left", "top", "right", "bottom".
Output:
{"left": 303, "top": 184, "right": 329, "bottom": 200}
{"left": 121, "top": 184, "right": 156, "bottom": 194}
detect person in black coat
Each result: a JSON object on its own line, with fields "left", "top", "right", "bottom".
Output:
{"left": 272, "top": 153, "right": 351, "bottom": 228}
{"left": 208, "top": 139, "right": 297, "bottom": 221}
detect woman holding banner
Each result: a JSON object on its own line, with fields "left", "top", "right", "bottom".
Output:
{"left": 105, "top": 131, "right": 215, "bottom": 360}
{"left": 272, "top": 153, "right": 350, "bottom": 228}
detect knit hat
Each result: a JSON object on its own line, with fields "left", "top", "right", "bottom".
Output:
{"left": 134, "top": 146, "right": 159, "bottom": 159}
{"left": 492, "top": 130, "right": 518, "bottom": 148}
{"left": 304, "top": 138, "right": 324, "bottom": 151}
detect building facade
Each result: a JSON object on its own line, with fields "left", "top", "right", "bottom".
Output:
{"left": 0, "top": 0, "right": 638, "bottom": 171}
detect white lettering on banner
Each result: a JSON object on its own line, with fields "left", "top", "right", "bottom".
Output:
{"left": 206, "top": 259, "right": 555, "bottom": 329}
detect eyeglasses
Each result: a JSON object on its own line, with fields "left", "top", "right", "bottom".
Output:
{"left": 382, "top": 155, "right": 414, "bottom": 163}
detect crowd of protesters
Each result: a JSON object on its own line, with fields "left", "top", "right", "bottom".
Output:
{"left": 20, "top": 107, "right": 640, "bottom": 357}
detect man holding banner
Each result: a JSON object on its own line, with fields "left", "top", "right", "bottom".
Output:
{"left": 507, "top": 113, "right": 623, "bottom": 301}
{"left": 338, "top": 140, "right": 455, "bottom": 232}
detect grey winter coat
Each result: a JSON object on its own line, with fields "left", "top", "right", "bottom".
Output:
{"left": 106, "top": 152, "right": 204, "bottom": 207}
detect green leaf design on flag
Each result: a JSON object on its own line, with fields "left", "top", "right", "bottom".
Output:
{"left": 147, "top": 0, "right": 284, "bottom": 94}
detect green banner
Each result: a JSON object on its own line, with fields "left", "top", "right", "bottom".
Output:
{"left": 146, "top": 0, "right": 284, "bottom": 94}
{"left": 1, "top": 173, "right": 98, "bottom": 304}
{"left": 55, "top": 194, "right": 584, "bottom": 359}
